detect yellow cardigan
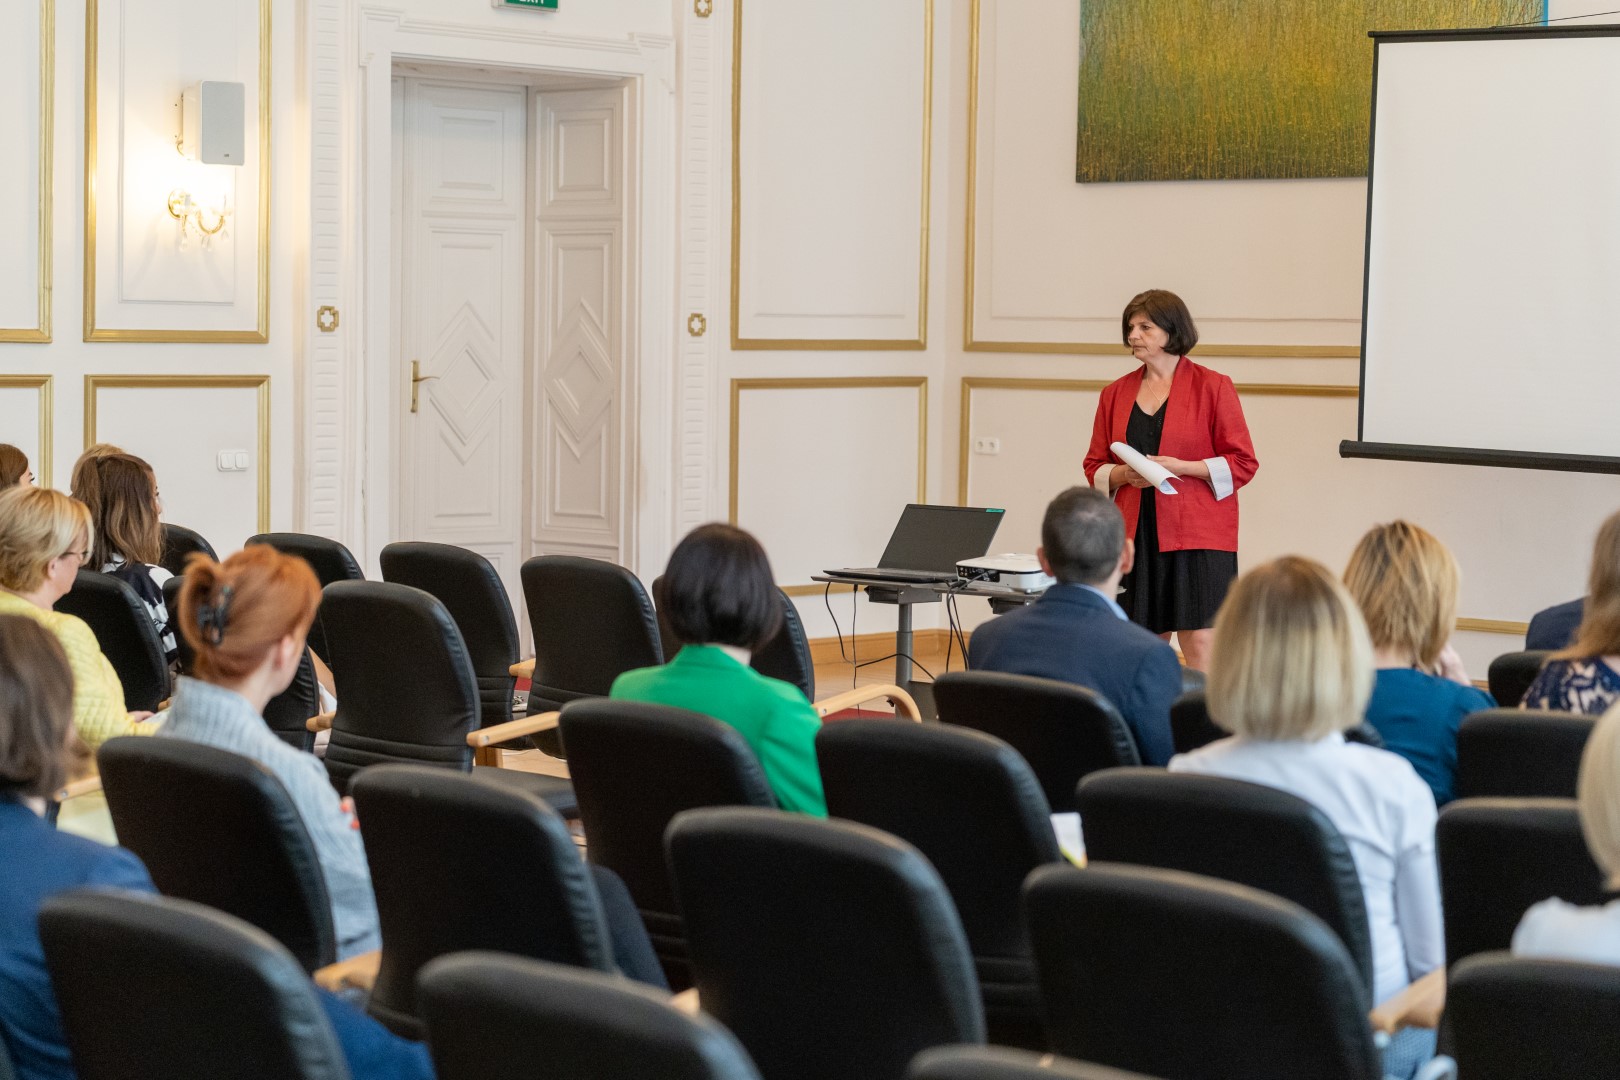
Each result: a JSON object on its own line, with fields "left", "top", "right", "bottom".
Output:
{"left": 0, "top": 589, "right": 156, "bottom": 748}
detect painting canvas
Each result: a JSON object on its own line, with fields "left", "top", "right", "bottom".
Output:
{"left": 1076, "top": 0, "right": 1544, "bottom": 182}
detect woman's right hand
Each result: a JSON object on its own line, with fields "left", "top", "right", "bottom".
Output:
{"left": 1112, "top": 464, "right": 1154, "bottom": 490}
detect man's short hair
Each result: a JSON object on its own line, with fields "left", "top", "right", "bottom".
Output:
{"left": 1041, "top": 487, "right": 1126, "bottom": 585}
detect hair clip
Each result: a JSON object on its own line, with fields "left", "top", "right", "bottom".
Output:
{"left": 196, "top": 583, "right": 235, "bottom": 645}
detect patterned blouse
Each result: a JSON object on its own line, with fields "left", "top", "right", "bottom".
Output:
{"left": 1522, "top": 658, "right": 1620, "bottom": 716}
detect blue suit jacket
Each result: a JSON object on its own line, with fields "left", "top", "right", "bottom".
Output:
{"left": 968, "top": 583, "right": 1181, "bottom": 765}
{"left": 1526, "top": 598, "right": 1584, "bottom": 651}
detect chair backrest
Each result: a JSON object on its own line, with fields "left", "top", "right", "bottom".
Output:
{"left": 667, "top": 808, "right": 986, "bottom": 1080}
{"left": 1447, "top": 952, "right": 1620, "bottom": 1080}
{"left": 1025, "top": 862, "right": 1382, "bottom": 1080}
{"left": 654, "top": 576, "right": 815, "bottom": 701}
{"left": 932, "top": 671, "right": 1140, "bottom": 813}
{"left": 909, "top": 1046, "right": 1163, "bottom": 1080}
{"left": 97, "top": 737, "right": 337, "bottom": 971}
{"left": 519, "top": 555, "right": 662, "bottom": 713}
{"left": 380, "top": 541, "right": 520, "bottom": 729}
{"left": 1075, "top": 768, "right": 1375, "bottom": 1000}
{"left": 419, "top": 953, "right": 764, "bottom": 1080}
{"left": 159, "top": 522, "right": 218, "bottom": 577}
{"left": 247, "top": 532, "right": 365, "bottom": 664}
{"left": 1169, "top": 690, "right": 1223, "bottom": 754}
{"left": 560, "top": 699, "right": 776, "bottom": 988}
{"left": 39, "top": 891, "right": 351, "bottom": 1080}
{"left": 53, "top": 570, "right": 168, "bottom": 712}
{"left": 317, "top": 580, "right": 480, "bottom": 793}
{"left": 1487, "top": 649, "right": 1551, "bottom": 708}
{"left": 349, "top": 765, "right": 615, "bottom": 1036}
{"left": 816, "top": 719, "right": 1059, "bottom": 1043}
{"left": 1437, "top": 797, "right": 1605, "bottom": 967}
{"left": 1454, "top": 708, "right": 1594, "bottom": 799}
{"left": 262, "top": 647, "right": 322, "bottom": 752}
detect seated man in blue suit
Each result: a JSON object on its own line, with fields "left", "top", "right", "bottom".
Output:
{"left": 1526, "top": 597, "right": 1584, "bottom": 651}
{"left": 969, "top": 486, "right": 1181, "bottom": 765}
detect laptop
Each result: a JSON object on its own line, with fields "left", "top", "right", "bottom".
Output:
{"left": 831, "top": 504, "right": 1005, "bottom": 584}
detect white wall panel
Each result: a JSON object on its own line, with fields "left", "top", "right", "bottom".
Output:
{"left": 0, "top": 378, "right": 50, "bottom": 486}
{"left": 733, "top": 0, "right": 930, "bottom": 346}
{"left": 0, "top": 0, "right": 47, "bottom": 339}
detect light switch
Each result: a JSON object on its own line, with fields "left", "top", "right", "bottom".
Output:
{"left": 216, "top": 451, "right": 232, "bottom": 471}
{"left": 234, "top": 451, "right": 249, "bottom": 470}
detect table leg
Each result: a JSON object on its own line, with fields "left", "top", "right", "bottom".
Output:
{"left": 895, "top": 600, "right": 913, "bottom": 686}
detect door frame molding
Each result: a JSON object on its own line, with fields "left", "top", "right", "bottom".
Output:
{"left": 306, "top": 5, "right": 676, "bottom": 578}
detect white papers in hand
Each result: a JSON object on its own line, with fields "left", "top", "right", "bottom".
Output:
{"left": 1110, "top": 441, "right": 1179, "bottom": 494}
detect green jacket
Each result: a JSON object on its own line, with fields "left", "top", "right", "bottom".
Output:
{"left": 609, "top": 645, "right": 827, "bottom": 816}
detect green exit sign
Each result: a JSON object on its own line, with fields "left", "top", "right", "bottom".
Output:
{"left": 493, "top": 0, "right": 558, "bottom": 9}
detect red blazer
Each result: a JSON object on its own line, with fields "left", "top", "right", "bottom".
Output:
{"left": 1083, "top": 357, "right": 1258, "bottom": 554}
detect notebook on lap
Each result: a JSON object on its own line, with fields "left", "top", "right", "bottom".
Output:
{"left": 831, "top": 504, "right": 1005, "bottom": 584}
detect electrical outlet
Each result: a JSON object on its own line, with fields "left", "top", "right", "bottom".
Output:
{"left": 973, "top": 436, "right": 1002, "bottom": 455}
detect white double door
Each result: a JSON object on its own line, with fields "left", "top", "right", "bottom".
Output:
{"left": 393, "top": 76, "right": 627, "bottom": 618}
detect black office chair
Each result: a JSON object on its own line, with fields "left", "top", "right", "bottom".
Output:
{"left": 1454, "top": 709, "right": 1594, "bottom": 799}
{"left": 380, "top": 541, "right": 521, "bottom": 730}
{"left": 654, "top": 576, "right": 815, "bottom": 701}
{"left": 1487, "top": 650, "right": 1551, "bottom": 708}
{"left": 419, "top": 953, "right": 764, "bottom": 1080}
{"left": 932, "top": 671, "right": 1139, "bottom": 814}
{"left": 668, "top": 808, "right": 986, "bottom": 1080}
{"left": 1169, "top": 691, "right": 1223, "bottom": 754}
{"left": 1437, "top": 797, "right": 1604, "bottom": 967}
{"left": 910, "top": 1046, "right": 1164, "bottom": 1080}
{"left": 561, "top": 699, "right": 776, "bottom": 989}
{"left": 39, "top": 891, "right": 352, "bottom": 1080}
{"left": 159, "top": 522, "right": 218, "bottom": 577}
{"left": 317, "top": 581, "right": 576, "bottom": 812}
{"left": 816, "top": 720, "right": 1062, "bottom": 1049}
{"left": 0, "top": 1030, "right": 14, "bottom": 1080}
{"left": 1025, "top": 862, "right": 1383, "bottom": 1080}
{"left": 1075, "top": 768, "right": 1376, "bottom": 1000}
{"left": 1446, "top": 952, "right": 1620, "bottom": 1079}
{"left": 54, "top": 570, "right": 168, "bottom": 711}
{"left": 96, "top": 737, "right": 337, "bottom": 972}
{"left": 349, "top": 766, "right": 617, "bottom": 1037}
{"left": 247, "top": 532, "right": 365, "bottom": 666}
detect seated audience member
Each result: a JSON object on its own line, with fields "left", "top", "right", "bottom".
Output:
{"left": 611, "top": 523, "right": 826, "bottom": 816}
{"left": 0, "top": 487, "right": 154, "bottom": 748}
{"left": 1527, "top": 596, "right": 1585, "bottom": 651}
{"left": 1514, "top": 699, "right": 1620, "bottom": 963}
{"left": 78, "top": 453, "right": 177, "bottom": 666}
{"left": 968, "top": 486, "right": 1180, "bottom": 765}
{"left": 67, "top": 444, "right": 124, "bottom": 502}
{"left": 0, "top": 445, "right": 32, "bottom": 488}
{"left": 1169, "top": 556, "right": 1443, "bottom": 1079}
{"left": 1525, "top": 510, "right": 1620, "bottom": 715}
{"left": 0, "top": 615, "right": 434, "bottom": 1080}
{"left": 158, "top": 545, "right": 380, "bottom": 958}
{"left": 1344, "top": 521, "right": 1493, "bottom": 806}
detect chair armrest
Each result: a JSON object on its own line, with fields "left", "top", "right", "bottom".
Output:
{"left": 56, "top": 776, "right": 104, "bottom": 802}
{"left": 814, "top": 683, "right": 922, "bottom": 722}
{"left": 1369, "top": 967, "right": 1446, "bottom": 1034}
{"left": 312, "top": 949, "right": 381, "bottom": 993}
{"left": 467, "top": 711, "right": 561, "bottom": 748}
{"left": 306, "top": 711, "right": 335, "bottom": 733}
{"left": 510, "top": 658, "right": 535, "bottom": 681}
{"left": 670, "top": 987, "right": 701, "bottom": 1015}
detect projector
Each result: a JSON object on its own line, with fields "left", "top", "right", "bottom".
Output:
{"left": 956, "top": 554, "right": 1054, "bottom": 592}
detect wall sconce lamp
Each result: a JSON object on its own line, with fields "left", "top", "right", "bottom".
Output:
{"left": 169, "top": 81, "right": 245, "bottom": 246}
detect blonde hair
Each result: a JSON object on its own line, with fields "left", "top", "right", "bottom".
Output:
{"left": 0, "top": 487, "right": 93, "bottom": 593}
{"left": 1208, "top": 556, "right": 1374, "bottom": 741}
{"left": 1578, "top": 701, "right": 1620, "bottom": 890}
{"left": 1343, "top": 521, "right": 1460, "bottom": 669}
{"left": 1560, "top": 510, "right": 1620, "bottom": 661}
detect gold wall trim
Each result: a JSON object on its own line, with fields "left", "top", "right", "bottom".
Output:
{"left": 962, "top": 0, "right": 1357, "bottom": 360}
{"left": 1456, "top": 618, "right": 1528, "bottom": 636}
{"left": 730, "top": 0, "right": 932, "bottom": 351}
{"left": 0, "top": 0, "right": 52, "bottom": 341}
{"left": 83, "top": 0, "right": 271, "bottom": 343}
{"left": 730, "top": 376, "right": 928, "bottom": 591}
{"left": 83, "top": 375, "right": 271, "bottom": 531}
{"left": 0, "top": 376, "right": 53, "bottom": 486}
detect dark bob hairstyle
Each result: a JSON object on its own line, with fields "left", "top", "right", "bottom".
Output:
{"left": 656, "top": 523, "right": 782, "bottom": 652}
{"left": 1121, "top": 288, "right": 1199, "bottom": 356}
{"left": 0, "top": 614, "right": 76, "bottom": 800}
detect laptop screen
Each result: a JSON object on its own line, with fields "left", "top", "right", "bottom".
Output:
{"left": 878, "top": 504, "right": 1005, "bottom": 572}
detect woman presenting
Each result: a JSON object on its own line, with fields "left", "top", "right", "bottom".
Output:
{"left": 1083, "top": 289, "right": 1258, "bottom": 670}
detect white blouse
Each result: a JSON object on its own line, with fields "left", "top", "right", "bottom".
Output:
{"left": 1513, "top": 898, "right": 1620, "bottom": 966}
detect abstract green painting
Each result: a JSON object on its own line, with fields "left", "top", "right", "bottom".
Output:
{"left": 1076, "top": 0, "right": 1542, "bottom": 182}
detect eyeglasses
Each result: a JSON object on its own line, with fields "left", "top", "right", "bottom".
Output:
{"left": 60, "top": 549, "right": 89, "bottom": 564}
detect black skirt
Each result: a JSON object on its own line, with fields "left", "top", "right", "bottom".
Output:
{"left": 1116, "top": 402, "right": 1237, "bottom": 635}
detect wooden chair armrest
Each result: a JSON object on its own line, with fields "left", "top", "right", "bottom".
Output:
{"left": 56, "top": 776, "right": 104, "bottom": 802}
{"left": 1369, "top": 967, "right": 1446, "bottom": 1034}
{"left": 306, "top": 711, "right": 336, "bottom": 733}
{"left": 814, "top": 683, "right": 922, "bottom": 722}
{"left": 670, "top": 987, "right": 701, "bottom": 1015}
{"left": 510, "top": 658, "right": 535, "bottom": 681}
{"left": 312, "top": 949, "right": 381, "bottom": 993}
{"left": 467, "top": 711, "right": 560, "bottom": 748}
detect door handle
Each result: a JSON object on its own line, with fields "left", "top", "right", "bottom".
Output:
{"left": 410, "top": 360, "right": 439, "bottom": 414}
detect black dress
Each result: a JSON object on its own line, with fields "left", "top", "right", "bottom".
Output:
{"left": 1116, "top": 402, "right": 1237, "bottom": 634}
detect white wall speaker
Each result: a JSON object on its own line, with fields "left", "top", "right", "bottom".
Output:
{"left": 180, "top": 81, "right": 245, "bottom": 165}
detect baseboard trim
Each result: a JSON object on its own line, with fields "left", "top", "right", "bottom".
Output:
{"left": 808, "top": 628, "right": 966, "bottom": 666}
